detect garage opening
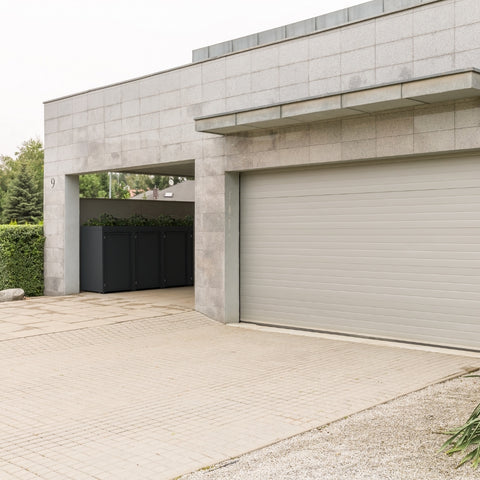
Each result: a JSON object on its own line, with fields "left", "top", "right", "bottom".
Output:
{"left": 240, "top": 155, "right": 480, "bottom": 350}
{"left": 79, "top": 160, "right": 195, "bottom": 295}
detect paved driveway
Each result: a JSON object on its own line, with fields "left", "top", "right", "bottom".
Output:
{"left": 0, "top": 288, "right": 479, "bottom": 479}
{"left": 0, "top": 288, "right": 194, "bottom": 340}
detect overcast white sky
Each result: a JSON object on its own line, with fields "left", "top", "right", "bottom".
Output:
{"left": 0, "top": 0, "right": 360, "bottom": 157}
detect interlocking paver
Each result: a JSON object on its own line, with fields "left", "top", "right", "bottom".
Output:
{"left": 0, "top": 288, "right": 479, "bottom": 479}
{"left": 0, "top": 288, "right": 194, "bottom": 341}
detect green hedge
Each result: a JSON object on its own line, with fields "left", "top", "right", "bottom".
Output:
{"left": 0, "top": 225, "right": 45, "bottom": 296}
{"left": 84, "top": 213, "right": 194, "bottom": 227}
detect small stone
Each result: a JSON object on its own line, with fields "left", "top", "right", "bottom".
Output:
{"left": 0, "top": 288, "right": 25, "bottom": 302}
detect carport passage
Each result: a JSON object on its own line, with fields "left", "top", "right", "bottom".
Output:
{"left": 0, "top": 302, "right": 479, "bottom": 479}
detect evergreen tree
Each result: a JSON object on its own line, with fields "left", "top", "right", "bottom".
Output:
{"left": 2, "top": 161, "right": 43, "bottom": 224}
{"left": 15, "top": 139, "right": 44, "bottom": 194}
{"left": 0, "top": 139, "right": 44, "bottom": 222}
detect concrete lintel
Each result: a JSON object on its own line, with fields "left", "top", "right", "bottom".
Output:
{"left": 306, "top": 108, "right": 365, "bottom": 120}
{"left": 408, "top": 88, "right": 480, "bottom": 104}
{"left": 343, "top": 85, "right": 402, "bottom": 108}
{"left": 343, "top": 84, "right": 424, "bottom": 112}
{"left": 350, "top": 98, "right": 423, "bottom": 113}
{"left": 236, "top": 106, "right": 281, "bottom": 126}
{"left": 284, "top": 108, "right": 363, "bottom": 122}
{"left": 282, "top": 96, "right": 343, "bottom": 117}
{"left": 195, "top": 114, "right": 237, "bottom": 133}
{"left": 206, "top": 125, "right": 261, "bottom": 135}
{"left": 195, "top": 71, "right": 480, "bottom": 135}
{"left": 244, "top": 118, "right": 303, "bottom": 129}
{"left": 402, "top": 71, "right": 479, "bottom": 103}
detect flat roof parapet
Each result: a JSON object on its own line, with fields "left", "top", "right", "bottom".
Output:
{"left": 192, "top": 0, "right": 441, "bottom": 62}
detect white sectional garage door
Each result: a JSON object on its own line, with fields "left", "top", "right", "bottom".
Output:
{"left": 240, "top": 156, "right": 480, "bottom": 350}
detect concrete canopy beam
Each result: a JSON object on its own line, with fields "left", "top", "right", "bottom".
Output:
{"left": 236, "top": 106, "right": 281, "bottom": 124}
{"left": 195, "top": 70, "right": 480, "bottom": 135}
{"left": 342, "top": 85, "right": 424, "bottom": 112}
{"left": 403, "top": 71, "right": 480, "bottom": 103}
{"left": 282, "top": 95, "right": 363, "bottom": 122}
{"left": 195, "top": 114, "right": 237, "bottom": 133}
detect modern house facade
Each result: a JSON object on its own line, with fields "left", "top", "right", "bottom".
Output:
{"left": 44, "top": 0, "right": 480, "bottom": 349}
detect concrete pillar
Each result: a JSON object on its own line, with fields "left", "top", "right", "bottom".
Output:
{"left": 194, "top": 148, "right": 242, "bottom": 323}
{"left": 64, "top": 175, "right": 80, "bottom": 294}
{"left": 44, "top": 173, "right": 80, "bottom": 295}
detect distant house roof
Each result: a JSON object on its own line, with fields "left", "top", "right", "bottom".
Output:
{"left": 132, "top": 180, "right": 195, "bottom": 202}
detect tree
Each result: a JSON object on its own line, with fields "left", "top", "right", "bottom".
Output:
{"left": 0, "top": 156, "right": 13, "bottom": 216}
{"left": 111, "top": 174, "right": 130, "bottom": 199}
{"left": 124, "top": 173, "right": 148, "bottom": 195}
{"left": 145, "top": 175, "right": 188, "bottom": 191}
{"left": 2, "top": 160, "right": 43, "bottom": 224}
{"left": 14, "top": 139, "right": 44, "bottom": 194}
{"left": 79, "top": 173, "right": 109, "bottom": 198}
{"left": 0, "top": 139, "right": 44, "bottom": 223}
{"left": 79, "top": 172, "right": 131, "bottom": 199}
{"left": 78, "top": 172, "right": 190, "bottom": 199}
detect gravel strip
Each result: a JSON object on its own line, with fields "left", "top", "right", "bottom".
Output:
{"left": 181, "top": 375, "right": 480, "bottom": 479}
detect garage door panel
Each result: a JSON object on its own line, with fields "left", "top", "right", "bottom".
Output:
{"left": 244, "top": 264, "right": 480, "bottom": 278}
{"left": 244, "top": 271, "right": 480, "bottom": 291}
{"left": 244, "top": 214, "right": 480, "bottom": 228}
{"left": 241, "top": 298, "right": 479, "bottom": 338}
{"left": 243, "top": 247, "right": 480, "bottom": 259}
{"left": 242, "top": 285, "right": 479, "bottom": 312}
{"left": 243, "top": 264, "right": 480, "bottom": 280}
{"left": 240, "top": 156, "right": 480, "bottom": 349}
{"left": 244, "top": 176, "right": 479, "bottom": 198}
{"left": 244, "top": 211, "right": 480, "bottom": 224}
{"left": 243, "top": 254, "right": 480, "bottom": 270}
{"left": 243, "top": 226, "right": 480, "bottom": 236}
{"left": 242, "top": 260, "right": 480, "bottom": 277}
{"left": 242, "top": 278, "right": 480, "bottom": 300}
{"left": 245, "top": 207, "right": 480, "bottom": 226}
{"left": 243, "top": 243, "right": 480, "bottom": 255}
{"left": 241, "top": 297, "right": 478, "bottom": 326}
{"left": 244, "top": 211, "right": 480, "bottom": 223}
{"left": 243, "top": 239, "right": 480, "bottom": 251}
{"left": 244, "top": 191, "right": 480, "bottom": 210}
{"left": 241, "top": 304, "right": 479, "bottom": 341}
{"left": 240, "top": 308, "right": 479, "bottom": 347}
{"left": 243, "top": 158, "right": 480, "bottom": 197}
{"left": 242, "top": 284, "right": 480, "bottom": 305}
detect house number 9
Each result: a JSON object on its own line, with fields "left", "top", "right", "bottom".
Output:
{"left": 50, "top": 178, "right": 56, "bottom": 189}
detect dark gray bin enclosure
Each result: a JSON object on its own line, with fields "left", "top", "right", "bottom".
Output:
{"left": 80, "top": 226, "right": 194, "bottom": 293}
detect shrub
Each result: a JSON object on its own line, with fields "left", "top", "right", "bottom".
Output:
{"left": 441, "top": 375, "right": 480, "bottom": 469}
{"left": 0, "top": 225, "right": 44, "bottom": 296}
{"left": 84, "top": 213, "right": 194, "bottom": 227}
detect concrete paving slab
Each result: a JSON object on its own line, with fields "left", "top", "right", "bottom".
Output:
{"left": 0, "top": 288, "right": 478, "bottom": 479}
{"left": 0, "top": 287, "right": 193, "bottom": 340}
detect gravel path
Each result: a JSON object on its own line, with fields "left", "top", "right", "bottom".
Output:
{"left": 181, "top": 375, "right": 480, "bottom": 480}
